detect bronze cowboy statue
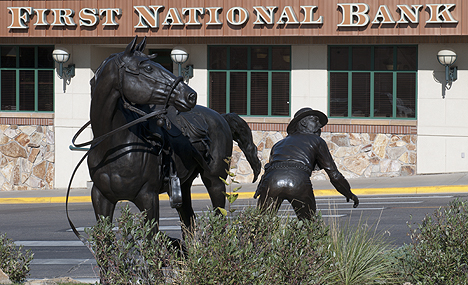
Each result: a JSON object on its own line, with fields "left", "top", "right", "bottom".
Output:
{"left": 254, "top": 107, "right": 359, "bottom": 219}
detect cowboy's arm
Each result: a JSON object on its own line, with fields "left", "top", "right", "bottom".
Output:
{"left": 316, "top": 141, "right": 359, "bottom": 207}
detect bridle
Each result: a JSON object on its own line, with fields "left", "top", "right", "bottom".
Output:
{"left": 114, "top": 55, "right": 184, "bottom": 117}
{"left": 66, "top": 54, "right": 185, "bottom": 252}
{"left": 72, "top": 54, "right": 184, "bottom": 148}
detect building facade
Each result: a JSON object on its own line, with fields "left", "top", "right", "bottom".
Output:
{"left": 0, "top": 0, "right": 467, "bottom": 189}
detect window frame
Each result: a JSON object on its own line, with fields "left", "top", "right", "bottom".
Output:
{"left": 207, "top": 45, "right": 291, "bottom": 117}
{"left": 0, "top": 45, "right": 55, "bottom": 113}
{"left": 328, "top": 45, "right": 418, "bottom": 120}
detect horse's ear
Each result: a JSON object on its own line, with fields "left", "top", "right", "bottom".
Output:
{"left": 135, "top": 36, "right": 147, "bottom": 52}
{"left": 125, "top": 36, "right": 138, "bottom": 54}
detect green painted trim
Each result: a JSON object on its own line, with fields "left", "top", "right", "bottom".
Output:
{"left": 289, "top": 71, "right": 292, "bottom": 116}
{"left": 34, "top": 69, "right": 38, "bottom": 111}
{"left": 327, "top": 70, "right": 330, "bottom": 116}
{"left": 226, "top": 71, "right": 230, "bottom": 113}
{"left": 15, "top": 69, "right": 19, "bottom": 111}
{"left": 415, "top": 72, "right": 418, "bottom": 118}
{"left": 0, "top": 111, "right": 53, "bottom": 113}
{"left": 207, "top": 72, "right": 214, "bottom": 111}
{"left": 268, "top": 71, "right": 272, "bottom": 116}
{"left": 348, "top": 71, "right": 352, "bottom": 117}
{"left": 206, "top": 71, "right": 210, "bottom": 108}
{"left": 247, "top": 72, "right": 251, "bottom": 115}
{"left": 370, "top": 72, "right": 374, "bottom": 117}
{"left": 393, "top": 72, "right": 397, "bottom": 117}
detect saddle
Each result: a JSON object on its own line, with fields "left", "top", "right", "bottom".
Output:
{"left": 122, "top": 104, "right": 211, "bottom": 208}
{"left": 165, "top": 106, "right": 212, "bottom": 162}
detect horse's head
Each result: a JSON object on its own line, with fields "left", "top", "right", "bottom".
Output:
{"left": 116, "top": 36, "right": 197, "bottom": 112}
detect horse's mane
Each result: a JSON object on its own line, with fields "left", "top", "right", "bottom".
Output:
{"left": 90, "top": 51, "right": 155, "bottom": 97}
{"left": 90, "top": 53, "right": 121, "bottom": 94}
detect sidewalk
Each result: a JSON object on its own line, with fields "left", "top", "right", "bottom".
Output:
{"left": 1, "top": 172, "right": 468, "bottom": 204}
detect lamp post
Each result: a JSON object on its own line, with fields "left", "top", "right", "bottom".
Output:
{"left": 170, "top": 47, "right": 193, "bottom": 81}
{"left": 52, "top": 48, "right": 75, "bottom": 93}
{"left": 171, "top": 47, "right": 189, "bottom": 77}
{"left": 437, "top": 49, "right": 458, "bottom": 87}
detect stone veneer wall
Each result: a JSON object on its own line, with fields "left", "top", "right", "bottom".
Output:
{"left": 231, "top": 130, "right": 417, "bottom": 183}
{"left": 0, "top": 124, "right": 54, "bottom": 190}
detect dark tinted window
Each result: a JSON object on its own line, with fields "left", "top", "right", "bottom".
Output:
{"left": 352, "top": 47, "right": 371, "bottom": 70}
{"left": 230, "top": 72, "right": 247, "bottom": 114}
{"left": 1, "top": 47, "right": 16, "bottom": 68}
{"left": 374, "top": 47, "right": 394, "bottom": 71}
{"left": 209, "top": 72, "right": 227, "bottom": 113}
{"left": 209, "top": 47, "right": 227, "bottom": 70}
{"left": 251, "top": 47, "right": 269, "bottom": 70}
{"left": 329, "top": 47, "right": 349, "bottom": 70}
{"left": 329, "top": 45, "right": 417, "bottom": 119}
{"left": 1, "top": 46, "right": 54, "bottom": 112}
{"left": 19, "top": 47, "right": 35, "bottom": 68}
{"left": 230, "top": 47, "right": 248, "bottom": 70}
{"left": 272, "top": 47, "right": 290, "bottom": 70}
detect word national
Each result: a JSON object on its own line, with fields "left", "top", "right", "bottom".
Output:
{"left": 7, "top": 4, "right": 457, "bottom": 30}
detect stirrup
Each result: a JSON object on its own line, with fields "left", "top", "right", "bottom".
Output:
{"left": 169, "top": 162, "right": 183, "bottom": 208}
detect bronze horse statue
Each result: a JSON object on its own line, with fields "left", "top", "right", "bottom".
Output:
{"left": 85, "top": 36, "right": 261, "bottom": 233}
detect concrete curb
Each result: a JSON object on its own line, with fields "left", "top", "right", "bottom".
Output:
{"left": 1, "top": 185, "right": 467, "bottom": 204}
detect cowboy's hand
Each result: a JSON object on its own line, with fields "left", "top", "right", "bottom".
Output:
{"left": 346, "top": 194, "right": 359, "bottom": 208}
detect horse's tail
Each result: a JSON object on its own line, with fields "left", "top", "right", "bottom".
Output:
{"left": 221, "top": 113, "right": 261, "bottom": 182}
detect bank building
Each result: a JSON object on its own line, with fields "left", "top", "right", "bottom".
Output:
{"left": 0, "top": 0, "right": 466, "bottom": 190}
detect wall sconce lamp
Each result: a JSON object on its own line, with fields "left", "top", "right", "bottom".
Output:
{"left": 437, "top": 49, "right": 458, "bottom": 89}
{"left": 52, "top": 48, "right": 75, "bottom": 93}
{"left": 171, "top": 47, "right": 193, "bottom": 81}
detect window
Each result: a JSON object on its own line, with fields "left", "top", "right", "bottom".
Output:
{"left": 149, "top": 49, "right": 173, "bottom": 74}
{"left": 208, "top": 46, "right": 290, "bottom": 116}
{"left": 328, "top": 46, "right": 417, "bottom": 119}
{"left": 0, "top": 46, "right": 54, "bottom": 112}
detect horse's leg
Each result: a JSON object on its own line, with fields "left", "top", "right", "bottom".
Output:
{"left": 91, "top": 185, "right": 116, "bottom": 285}
{"left": 201, "top": 173, "right": 227, "bottom": 210}
{"left": 91, "top": 185, "right": 116, "bottom": 222}
{"left": 176, "top": 174, "right": 197, "bottom": 233}
{"left": 133, "top": 185, "right": 185, "bottom": 255}
{"left": 132, "top": 186, "right": 160, "bottom": 234}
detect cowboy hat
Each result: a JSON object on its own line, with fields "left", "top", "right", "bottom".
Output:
{"left": 286, "top": 107, "right": 328, "bottom": 134}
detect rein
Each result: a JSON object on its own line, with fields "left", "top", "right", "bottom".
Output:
{"left": 66, "top": 54, "right": 184, "bottom": 253}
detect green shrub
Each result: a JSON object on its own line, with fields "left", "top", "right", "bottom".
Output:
{"left": 0, "top": 233, "right": 34, "bottom": 283}
{"left": 85, "top": 206, "right": 183, "bottom": 285}
{"left": 86, "top": 206, "right": 404, "bottom": 284}
{"left": 393, "top": 198, "right": 468, "bottom": 284}
{"left": 180, "top": 207, "right": 330, "bottom": 285}
{"left": 325, "top": 217, "right": 401, "bottom": 285}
